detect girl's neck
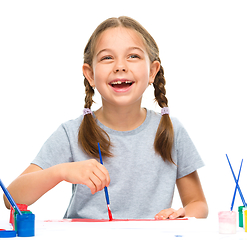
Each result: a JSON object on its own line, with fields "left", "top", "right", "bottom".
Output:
{"left": 94, "top": 105, "right": 146, "bottom": 131}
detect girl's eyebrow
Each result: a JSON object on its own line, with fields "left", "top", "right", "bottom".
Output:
{"left": 128, "top": 46, "right": 145, "bottom": 53}
{"left": 96, "top": 46, "right": 145, "bottom": 57}
{"left": 96, "top": 48, "right": 110, "bottom": 57}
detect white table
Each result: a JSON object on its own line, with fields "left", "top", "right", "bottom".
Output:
{"left": 1, "top": 217, "right": 246, "bottom": 239}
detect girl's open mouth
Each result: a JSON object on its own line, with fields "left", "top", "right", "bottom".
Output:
{"left": 110, "top": 80, "right": 133, "bottom": 89}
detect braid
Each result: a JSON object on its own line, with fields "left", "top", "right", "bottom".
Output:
{"left": 84, "top": 78, "right": 94, "bottom": 108}
{"left": 78, "top": 77, "right": 113, "bottom": 158}
{"left": 153, "top": 64, "right": 168, "bottom": 108}
{"left": 153, "top": 63, "right": 174, "bottom": 164}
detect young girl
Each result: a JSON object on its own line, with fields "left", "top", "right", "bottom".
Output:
{"left": 4, "top": 16, "right": 208, "bottom": 219}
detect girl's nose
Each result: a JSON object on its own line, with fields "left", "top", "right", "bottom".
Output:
{"left": 114, "top": 67, "right": 126, "bottom": 73}
{"left": 113, "top": 60, "right": 128, "bottom": 73}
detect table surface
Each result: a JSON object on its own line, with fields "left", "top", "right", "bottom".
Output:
{"left": 1, "top": 217, "right": 246, "bottom": 239}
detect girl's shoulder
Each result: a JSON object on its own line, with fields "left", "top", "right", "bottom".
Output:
{"left": 61, "top": 115, "right": 84, "bottom": 130}
{"left": 148, "top": 109, "right": 183, "bottom": 130}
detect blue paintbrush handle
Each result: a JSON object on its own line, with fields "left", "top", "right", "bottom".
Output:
{"left": 226, "top": 154, "right": 246, "bottom": 206}
{"left": 98, "top": 142, "right": 104, "bottom": 165}
{"left": 104, "top": 187, "right": 110, "bottom": 205}
{"left": 98, "top": 143, "right": 111, "bottom": 205}
{"left": 230, "top": 159, "right": 243, "bottom": 211}
{"left": 0, "top": 179, "right": 22, "bottom": 215}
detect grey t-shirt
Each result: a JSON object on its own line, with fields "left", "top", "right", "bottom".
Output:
{"left": 32, "top": 109, "right": 204, "bottom": 219}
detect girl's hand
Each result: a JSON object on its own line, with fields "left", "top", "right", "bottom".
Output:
{"left": 154, "top": 208, "right": 185, "bottom": 220}
{"left": 59, "top": 159, "right": 110, "bottom": 195}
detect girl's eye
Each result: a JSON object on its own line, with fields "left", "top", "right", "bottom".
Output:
{"left": 101, "top": 56, "right": 112, "bottom": 61}
{"left": 129, "top": 54, "right": 140, "bottom": 59}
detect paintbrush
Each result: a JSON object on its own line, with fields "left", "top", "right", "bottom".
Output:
{"left": 0, "top": 178, "right": 22, "bottom": 215}
{"left": 226, "top": 154, "right": 246, "bottom": 207}
{"left": 98, "top": 142, "right": 113, "bottom": 221}
{"left": 230, "top": 159, "right": 243, "bottom": 211}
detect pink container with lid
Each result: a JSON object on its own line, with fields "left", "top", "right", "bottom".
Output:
{"left": 218, "top": 211, "right": 236, "bottom": 234}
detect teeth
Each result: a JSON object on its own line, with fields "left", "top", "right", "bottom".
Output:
{"left": 111, "top": 81, "right": 122, "bottom": 85}
{"left": 111, "top": 81, "right": 132, "bottom": 85}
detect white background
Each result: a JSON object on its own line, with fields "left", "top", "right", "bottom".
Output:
{"left": 0, "top": 0, "right": 246, "bottom": 220}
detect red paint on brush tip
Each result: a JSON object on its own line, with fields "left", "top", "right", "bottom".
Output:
{"left": 107, "top": 205, "right": 113, "bottom": 221}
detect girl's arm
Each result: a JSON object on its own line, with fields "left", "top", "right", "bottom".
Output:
{"left": 155, "top": 171, "right": 208, "bottom": 219}
{"left": 176, "top": 170, "right": 208, "bottom": 218}
{"left": 4, "top": 160, "right": 110, "bottom": 209}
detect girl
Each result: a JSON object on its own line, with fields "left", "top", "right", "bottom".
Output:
{"left": 4, "top": 16, "right": 208, "bottom": 219}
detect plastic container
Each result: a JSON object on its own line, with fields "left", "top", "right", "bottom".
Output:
{"left": 242, "top": 207, "right": 247, "bottom": 228}
{"left": 218, "top": 211, "right": 236, "bottom": 234}
{"left": 244, "top": 210, "right": 247, "bottom": 232}
{"left": 0, "top": 230, "right": 16, "bottom": 238}
{"left": 238, "top": 206, "right": 244, "bottom": 227}
{"left": 16, "top": 212, "right": 35, "bottom": 237}
{"left": 13, "top": 210, "right": 31, "bottom": 231}
{"left": 10, "top": 204, "right": 28, "bottom": 226}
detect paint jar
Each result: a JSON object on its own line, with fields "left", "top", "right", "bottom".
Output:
{"left": 218, "top": 211, "right": 236, "bottom": 234}
{"left": 0, "top": 230, "right": 16, "bottom": 238}
{"left": 242, "top": 207, "right": 247, "bottom": 228}
{"left": 10, "top": 203, "right": 28, "bottom": 225}
{"left": 16, "top": 212, "right": 35, "bottom": 237}
{"left": 238, "top": 206, "right": 244, "bottom": 227}
{"left": 244, "top": 210, "right": 247, "bottom": 232}
{"left": 14, "top": 210, "right": 31, "bottom": 231}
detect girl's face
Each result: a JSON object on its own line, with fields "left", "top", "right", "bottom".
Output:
{"left": 83, "top": 27, "right": 160, "bottom": 108}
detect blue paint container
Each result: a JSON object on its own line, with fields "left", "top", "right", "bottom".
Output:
{"left": 16, "top": 212, "right": 35, "bottom": 237}
{"left": 0, "top": 230, "right": 16, "bottom": 238}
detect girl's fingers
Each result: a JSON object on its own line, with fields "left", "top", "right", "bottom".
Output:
{"left": 168, "top": 208, "right": 185, "bottom": 219}
{"left": 155, "top": 208, "right": 185, "bottom": 220}
{"left": 95, "top": 163, "right": 111, "bottom": 187}
{"left": 89, "top": 170, "right": 106, "bottom": 194}
{"left": 84, "top": 178, "right": 97, "bottom": 194}
{"left": 155, "top": 208, "right": 175, "bottom": 219}
{"left": 86, "top": 161, "right": 110, "bottom": 194}
{"left": 62, "top": 159, "right": 110, "bottom": 194}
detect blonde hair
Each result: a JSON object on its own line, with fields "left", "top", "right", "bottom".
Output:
{"left": 79, "top": 16, "right": 174, "bottom": 163}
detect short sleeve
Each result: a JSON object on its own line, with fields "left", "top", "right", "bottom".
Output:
{"left": 31, "top": 124, "right": 73, "bottom": 169}
{"left": 172, "top": 118, "right": 204, "bottom": 179}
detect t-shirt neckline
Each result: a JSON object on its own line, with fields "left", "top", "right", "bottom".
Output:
{"left": 92, "top": 109, "right": 151, "bottom": 136}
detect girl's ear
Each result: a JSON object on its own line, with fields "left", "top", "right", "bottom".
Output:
{"left": 149, "top": 61, "right": 160, "bottom": 84}
{"left": 82, "top": 63, "right": 95, "bottom": 88}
